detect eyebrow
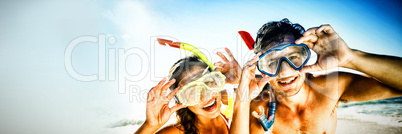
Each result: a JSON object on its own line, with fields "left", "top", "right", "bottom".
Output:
{"left": 286, "top": 51, "right": 299, "bottom": 56}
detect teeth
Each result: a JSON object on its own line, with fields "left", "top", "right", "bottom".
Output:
{"left": 203, "top": 99, "right": 216, "bottom": 108}
{"left": 279, "top": 77, "right": 296, "bottom": 84}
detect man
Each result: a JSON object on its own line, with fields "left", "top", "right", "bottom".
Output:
{"left": 228, "top": 18, "right": 402, "bottom": 134}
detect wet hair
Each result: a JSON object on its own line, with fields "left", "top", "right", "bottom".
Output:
{"left": 168, "top": 54, "right": 210, "bottom": 90}
{"left": 254, "top": 18, "right": 305, "bottom": 54}
{"left": 168, "top": 55, "right": 208, "bottom": 134}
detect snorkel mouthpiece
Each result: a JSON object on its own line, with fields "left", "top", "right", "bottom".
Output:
{"left": 157, "top": 38, "right": 180, "bottom": 48}
{"left": 156, "top": 38, "right": 216, "bottom": 70}
{"left": 253, "top": 102, "right": 276, "bottom": 131}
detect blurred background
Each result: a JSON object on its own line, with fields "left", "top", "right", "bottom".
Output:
{"left": 0, "top": 0, "right": 401, "bottom": 133}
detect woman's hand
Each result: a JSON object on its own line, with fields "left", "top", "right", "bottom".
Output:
{"left": 237, "top": 53, "right": 272, "bottom": 102}
{"left": 144, "top": 78, "right": 184, "bottom": 128}
{"left": 295, "top": 25, "right": 353, "bottom": 72}
{"left": 215, "top": 48, "right": 242, "bottom": 84}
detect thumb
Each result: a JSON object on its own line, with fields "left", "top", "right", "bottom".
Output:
{"left": 258, "top": 76, "right": 271, "bottom": 91}
{"left": 170, "top": 104, "right": 185, "bottom": 113}
{"left": 301, "top": 64, "right": 322, "bottom": 73}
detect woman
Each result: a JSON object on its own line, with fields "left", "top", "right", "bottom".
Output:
{"left": 135, "top": 48, "right": 240, "bottom": 134}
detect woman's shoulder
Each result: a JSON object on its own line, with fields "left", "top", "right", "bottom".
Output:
{"left": 156, "top": 124, "right": 183, "bottom": 134}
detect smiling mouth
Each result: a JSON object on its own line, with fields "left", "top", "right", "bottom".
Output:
{"left": 202, "top": 98, "right": 217, "bottom": 111}
{"left": 278, "top": 76, "right": 297, "bottom": 86}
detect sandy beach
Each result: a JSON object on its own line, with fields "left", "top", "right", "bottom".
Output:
{"left": 336, "top": 119, "right": 402, "bottom": 134}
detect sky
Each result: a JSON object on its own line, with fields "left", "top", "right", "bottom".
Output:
{"left": 0, "top": 0, "right": 401, "bottom": 133}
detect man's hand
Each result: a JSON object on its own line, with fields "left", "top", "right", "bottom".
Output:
{"left": 237, "top": 52, "right": 272, "bottom": 102}
{"left": 215, "top": 47, "right": 242, "bottom": 84}
{"left": 295, "top": 25, "right": 353, "bottom": 72}
{"left": 145, "top": 78, "right": 184, "bottom": 128}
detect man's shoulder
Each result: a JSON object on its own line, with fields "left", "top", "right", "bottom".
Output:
{"left": 306, "top": 71, "right": 357, "bottom": 85}
{"left": 305, "top": 71, "right": 358, "bottom": 102}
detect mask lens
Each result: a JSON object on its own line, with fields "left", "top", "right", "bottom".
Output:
{"left": 177, "top": 71, "right": 225, "bottom": 106}
{"left": 259, "top": 51, "right": 281, "bottom": 75}
{"left": 200, "top": 88, "right": 217, "bottom": 103}
{"left": 202, "top": 72, "right": 224, "bottom": 90}
{"left": 283, "top": 45, "right": 309, "bottom": 68}
{"left": 177, "top": 84, "right": 201, "bottom": 106}
{"left": 258, "top": 44, "right": 309, "bottom": 76}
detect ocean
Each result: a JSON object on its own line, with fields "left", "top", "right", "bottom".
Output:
{"left": 337, "top": 96, "right": 402, "bottom": 127}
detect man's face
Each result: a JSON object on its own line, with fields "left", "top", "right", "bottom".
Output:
{"left": 261, "top": 35, "right": 305, "bottom": 97}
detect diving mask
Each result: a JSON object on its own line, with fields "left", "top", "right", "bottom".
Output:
{"left": 175, "top": 68, "right": 226, "bottom": 106}
{"left": 257, "top": 43, "right": 310, "bottom": 76}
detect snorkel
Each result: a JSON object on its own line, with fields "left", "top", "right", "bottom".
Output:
{"left": 157, "top": 38, "right": 233, "bottom": 117}
{"left": 156, "top": 38, "right": 215, "bottom": 70}
{"left": 238, "top": 31, "right": 277, "bottom": 131}
{"left": 252, "top": 88, "right": 277, "bottom": 131}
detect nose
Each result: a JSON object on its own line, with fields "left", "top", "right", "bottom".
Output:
{"left": 200, "top": 90, "right": 217, "bottom": 102}
{"left": 277, "top": 60, "right": 295, "bottom": 77}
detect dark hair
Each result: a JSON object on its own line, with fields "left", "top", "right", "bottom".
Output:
{"left": 176, "top": 108, "right": 198, "bottom": 134}
{"left": 254, "top": 18, "right": 305, "bottom": 54}
{"left": 168, "top": 55, "right": 208, "bottom": 134}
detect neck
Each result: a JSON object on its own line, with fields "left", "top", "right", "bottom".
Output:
{"left": 195, "top": 114, "right": 221, "bottom": 129}
{"left": 276, "top": 81, "right": 311, "bottom": 112}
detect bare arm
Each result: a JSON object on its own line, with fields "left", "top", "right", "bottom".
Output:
{"left": 296, "top": 25, "right": 402, "bottom": 101}
{"left": 344, "top": 50, "right": 402, "bottom": 90}
{"left": 230, "top": 53, "right": 271, "bottom": 134}
{"left": 339, "top": 72, "right": 402, "bottom": 101}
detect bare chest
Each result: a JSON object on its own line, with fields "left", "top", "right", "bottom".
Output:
{"left": 271, "top": 103, "right": 338, "bottom": 134}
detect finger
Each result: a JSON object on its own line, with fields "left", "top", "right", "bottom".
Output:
{"left": 295, "top": 34, "right": 318, "bottom": 44}
{"left": 241, "top": 64, "right": 256, "bottom": 82}
{"left": 214, "top": 61, "right": 224, "bottom": 67}
{"left": 301, "top": 64, "right": 322, "bottom": 73}
{"left": 147, "top": 90, "right": 155, "bottom": 102}
{"left": 316, "top": 24, "right": 335, "bottom": 34}
{"left": 160, "top": 79, "right": 176, "bottom": 96}
{"left": 217, "top": 51, "right": 229, "bottom": 62}
{"left": 303, "top": 27, "right": 319, "bottom": 36}
{"left": 225, "top": 47, "right": 235, "bottom": 61}
{"left": 302, "top": 42, "right": 315, "bottom": 50}
{"left": 250, "top": 64, "right": 256, "bottom": 73}
{"left": 214, "top": 62, "right": 224, "bottom": 72}
{"left": 152, "top": 78, "right": 167, "bottom": 98}
{"left": 245, "top": 52, "right": 262, "bottom": 67}
{"left": 170, "top": 104, "right": 185, "bottom": 113}
{"left": 245, "top": 64, "right": 256, "bottom": 71}
{"left": 152, "top": 77, "right": 167, "bottom": 91}
{"left": 167, "top": 86, "right": 181, "bottom": 100}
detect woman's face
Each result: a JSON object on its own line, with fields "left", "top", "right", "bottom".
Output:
{"left": 177, "top": 66, "right": 222, "bottom": 119}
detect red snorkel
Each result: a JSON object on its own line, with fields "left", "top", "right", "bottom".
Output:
{"left": 238, "top": 31, "right": 255, "bottom": 50}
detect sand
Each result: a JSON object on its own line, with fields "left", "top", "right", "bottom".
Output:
{"left": 336, "top": 119, "right": 402, "bottom": 134}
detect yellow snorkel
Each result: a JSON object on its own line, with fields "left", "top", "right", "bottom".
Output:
{"left": 157, "top": 38, "right": 216, "bottom": 70}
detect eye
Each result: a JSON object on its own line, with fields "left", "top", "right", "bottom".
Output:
{"left": 289, "top": 56, "right": 298, "bottom": 60}
{"left": 268, "top": 61, "right": 277, "bottom": 67}
{"left": 288, "top": 53, "right": 301, "bottom": 61}
{"left": 204, "top": 81, "right": 214, "bottom": 85}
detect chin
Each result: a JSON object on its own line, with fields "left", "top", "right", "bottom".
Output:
{"left": 271, "top": 73, "right": 305, "bottom": 97}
